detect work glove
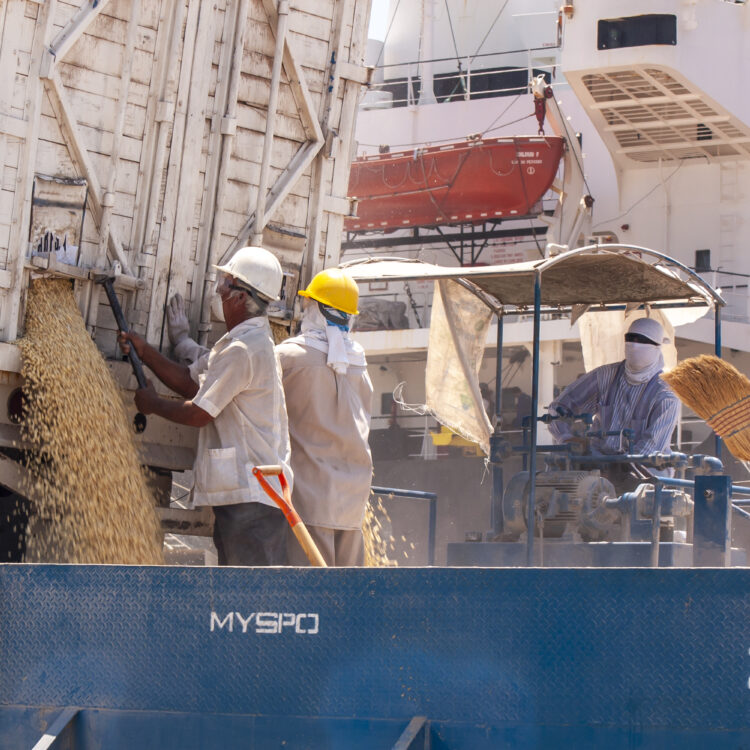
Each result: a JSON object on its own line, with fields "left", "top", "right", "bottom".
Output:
{"left": 166, "top": 293, "right": 190, "bottom": 346}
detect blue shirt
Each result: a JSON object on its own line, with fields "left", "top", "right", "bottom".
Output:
{"left": 548, "top": 361, "right": 680, "bottom": 455}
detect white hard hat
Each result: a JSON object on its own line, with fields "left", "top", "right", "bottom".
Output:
{"left": 214, "top": 246, "right": 282, "bottom": 300}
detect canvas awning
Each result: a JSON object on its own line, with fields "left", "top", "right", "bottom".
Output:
{"left": 342, "top": 245, "right": 722, "bottom": 311}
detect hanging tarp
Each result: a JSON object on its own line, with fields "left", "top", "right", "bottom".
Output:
{"left": 425, "top": 280, "right": 493, "bottom": 455}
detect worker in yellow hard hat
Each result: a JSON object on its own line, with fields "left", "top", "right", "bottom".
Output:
{"left": 121, "top": 246, "right": 293, "bottom": 566}
{"left": 276, "top": 267, "right": 373, "bottom": 567}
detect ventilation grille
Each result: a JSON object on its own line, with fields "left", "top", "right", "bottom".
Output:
{"left": 581, "top": 68, "right": 750, "bottom": 163}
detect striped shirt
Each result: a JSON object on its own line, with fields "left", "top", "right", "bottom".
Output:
{"left": 548, "top": 361, "right": 680, "bottom": 456}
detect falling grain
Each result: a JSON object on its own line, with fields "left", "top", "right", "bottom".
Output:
{"left": 18, "top": 278, "right": 164, "bottom": 564}
{"left": 363, "top": 493, "right": 398, "bottom": 567}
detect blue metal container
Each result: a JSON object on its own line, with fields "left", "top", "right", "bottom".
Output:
{"left": 1, "top": 564, "right": 749, "bottom": 748}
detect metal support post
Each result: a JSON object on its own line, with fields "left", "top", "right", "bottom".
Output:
{"left": 714, "top": 303, "right": 723, "bottom": 458}
{"left": 490, "top": 314, "right": 504, "bottom": 537}
{"left": 650, "top": 481, "right": 663, "bottom": 567}
{"left": 693, "top": 474, "right": 732, "bottom": 567}
{"left": 371, "top": 487, "right": 438, "bottom": 565}
{"left": 526, "top": 273, "right": 542, "bottom": 566}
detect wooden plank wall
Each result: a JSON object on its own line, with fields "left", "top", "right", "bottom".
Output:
{"left": 0, "top": 0, "right": 370, "bottom": 353}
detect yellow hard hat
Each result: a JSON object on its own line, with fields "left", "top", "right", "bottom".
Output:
{"left": 298, "top": 268, "right": 359, "bottom": 315}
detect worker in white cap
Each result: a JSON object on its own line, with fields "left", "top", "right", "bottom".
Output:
{"left": 276, "top": 268, "right": 373, "bottom": 566}
{"left": 119, "top": 246, "right": 292, "bottom": 566}
{"left": 548, "top": 317, "right": 680, "bottom": 490}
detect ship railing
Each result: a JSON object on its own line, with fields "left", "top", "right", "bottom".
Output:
{"left": 695, "top": 267, "right": 750, "bottom": 324}
{"left": 363, "top": 45, "right": 561, "bottom": 111}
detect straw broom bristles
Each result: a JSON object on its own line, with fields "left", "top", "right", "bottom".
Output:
{"left": 661, "top": 354, "right": 750, "bottom": 460}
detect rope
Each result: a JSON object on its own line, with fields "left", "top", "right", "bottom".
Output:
{"left": 374, "top": 0, "right": 402, "bottom": 68}
{"left": 470, "top": 0, "right": 510, "bottom": 64}
{"left": 593, "top": 160, "right": 684, "bottom": 228}
{"left": 444, "top": 0, "right": 461, "bottom": 66}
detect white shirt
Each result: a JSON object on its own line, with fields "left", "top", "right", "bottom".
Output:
{"left": 189, "top": 317, "right": 292, "bottom": 507}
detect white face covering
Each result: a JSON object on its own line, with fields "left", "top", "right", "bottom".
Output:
{"left": 210, "top": 293, "right": 225, "bottom": 322}
{"left": 624, "top": 342, "right": 663, "bottom": 385}
{"left": 288, "top": 301, "right": 366, "bottom": 374}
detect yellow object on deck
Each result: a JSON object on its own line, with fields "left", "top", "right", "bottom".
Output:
{"left": 430, "top": 425, "right": 484, "bottom": 456}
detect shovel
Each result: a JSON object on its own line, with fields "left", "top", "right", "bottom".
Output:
{"left": 252, "top": 465, "right": 327, "bottom": 567}
{"left": 95, "top": 275, "right": 148, "bottom": 433}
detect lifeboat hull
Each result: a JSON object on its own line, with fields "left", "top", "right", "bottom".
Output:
{"left": 345, "top": 136, "right": 564, "bottom": 231}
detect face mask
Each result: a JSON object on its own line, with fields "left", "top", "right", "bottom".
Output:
{"left": 210, "top": 292, "right": 225, "bottom": 322}
{"left": 625, "top": 342, "right": 659, "bottom": 372}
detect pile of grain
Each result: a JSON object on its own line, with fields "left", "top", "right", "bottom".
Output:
{"left": 18, "top": 278, "right": 163, "bottom": 564}
{"left": 363, "top": 493, "right": 398, "bottom": 567}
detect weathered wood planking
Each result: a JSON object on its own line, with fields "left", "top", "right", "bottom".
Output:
{"left": 59, "top": 63, "right": 151, "bottom": 109}
{"left": 0, "top": 0, "right": 369, "bottom": 348}
{"left": 145, "top": 0, "right": 204, "bottom": 344}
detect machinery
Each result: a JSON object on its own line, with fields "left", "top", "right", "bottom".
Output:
{"left": 346, "top": 245, "right": 750, "bottom": 569}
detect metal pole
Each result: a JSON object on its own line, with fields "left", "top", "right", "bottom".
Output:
{"left": 371, "top": 487, "right": 438, "bottom": 566}
{"left": 252, "top": 0, "right": 290, "bottom": 244}
{"left": 427, "top": 498, "right": 437, "bottom": 566}
{"left": 650, "top": 480, "right": 663, "bottom": 567}
{"left": 526, "top": 272, "right": 542, "bottom": 566}
{"left": 490, "top": 314, "right": 504, "bottom": 537}
{"left": 714, "top": 302, "right": 723, "bottom": 458}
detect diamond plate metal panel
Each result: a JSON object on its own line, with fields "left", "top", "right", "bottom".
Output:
{"left": 0, "top": 566, "right": 749, "bottom": 736}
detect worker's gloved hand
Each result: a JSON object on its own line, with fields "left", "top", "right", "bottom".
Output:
{"left": 117, "top": 330, "right": 146, "bottom": 359}
{"left": 166, "top": 293, "right": 190, "bottom": 346}
{"left": 134, "top": 379, "right": 159, "bottom": 415}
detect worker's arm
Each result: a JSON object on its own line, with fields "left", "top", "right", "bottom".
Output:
{"left": 631, "top": 393, "right": 681, "bottom": 455}
{"left": 118, "top": 331, "right": 198, "bottom": 399}
{"left": 547, "top": 368, "right": 603, "bottom": 444}
{"left": 133, "top": 382, "right": 213, "bottom": 427}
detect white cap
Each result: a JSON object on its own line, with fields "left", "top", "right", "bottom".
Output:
{"left": 214, "top": 246, "right": 282, "bottom": 301}
{"left": 627, "top": 317, "right": 666, "bottom": 345}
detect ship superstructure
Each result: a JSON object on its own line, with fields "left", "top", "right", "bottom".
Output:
{"left": 350, "top": 2, "right": 750, "bottom": 526}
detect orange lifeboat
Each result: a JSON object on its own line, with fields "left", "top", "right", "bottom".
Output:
{"left": 345, "top": 136, "right": 564, "bottom": 231}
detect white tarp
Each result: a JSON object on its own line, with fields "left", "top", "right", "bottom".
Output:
{"left": 577, "top": 305, "right": 710, "bottom": 373}
{"left": 425, "top": 280, "right": 493, "bottom": 455}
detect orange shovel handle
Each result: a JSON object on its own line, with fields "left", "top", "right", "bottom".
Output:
{"left": 252, "top": 466, "right": 327, "bottom": 567}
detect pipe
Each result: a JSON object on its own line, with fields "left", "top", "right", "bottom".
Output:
{"left": 418, "top": 0, "right": 437, "bottom": 106}
{"left": 86, "top": 0, "right": 141, "bottom": 331}
{"left": 659, "top": 476, "right": 750, "bottom": 497}
{"left": 139, "top": 0, "right": 187, "bottom": 254}
{"left": 650, "top": 481, "right": 663, "bottom": 567}
{"left": 526, "top": 272, "right": 542, "bottom": 566}
{"left": 714, "top": 302, "right": 723, "bottom": 458}
{"left": 371, "top": 486, "right": 438, "bottom": 566}
{"left": 198, "top": 0, "right": 250, "bottom": 345}
{"left": 252, "top": 0, "right": 290, "bottom": 244}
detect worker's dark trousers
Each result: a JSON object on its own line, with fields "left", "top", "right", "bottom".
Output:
{"left": 213, "top": 502, "right": 288, "bottom": 566}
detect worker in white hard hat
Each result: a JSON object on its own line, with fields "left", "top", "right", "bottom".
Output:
{"left": 118, "top": 246, "right": 293, "bottom": 566}
{"left": 547, "top": 316, "right": 680, "bottom": 491}
{"left": 276, "top": 268, "right": 373, "bottom": 566}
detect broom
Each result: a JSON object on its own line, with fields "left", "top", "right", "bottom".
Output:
{"left": 661, "top": 355, "right": 750, "bottom": 460}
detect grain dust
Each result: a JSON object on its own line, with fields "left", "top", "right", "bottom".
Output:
{"left": 363, "top": 493, "right": 398, "bottom": 567}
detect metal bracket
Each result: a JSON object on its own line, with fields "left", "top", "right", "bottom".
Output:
{"left": 392, "top": 716, "right": 429, "bottom": 749}
{"left": 693, "top": 474, "right": 732, "bottom": 567}
{"left": 31, "top": 707, "right": 79, "bottom": 750}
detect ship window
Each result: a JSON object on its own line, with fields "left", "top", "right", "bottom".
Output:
{"left": 597, "top": 15, "right": 677, "bottom": 50}
{"left": 695, "top": 250, "right": 711, "bottom": 272}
